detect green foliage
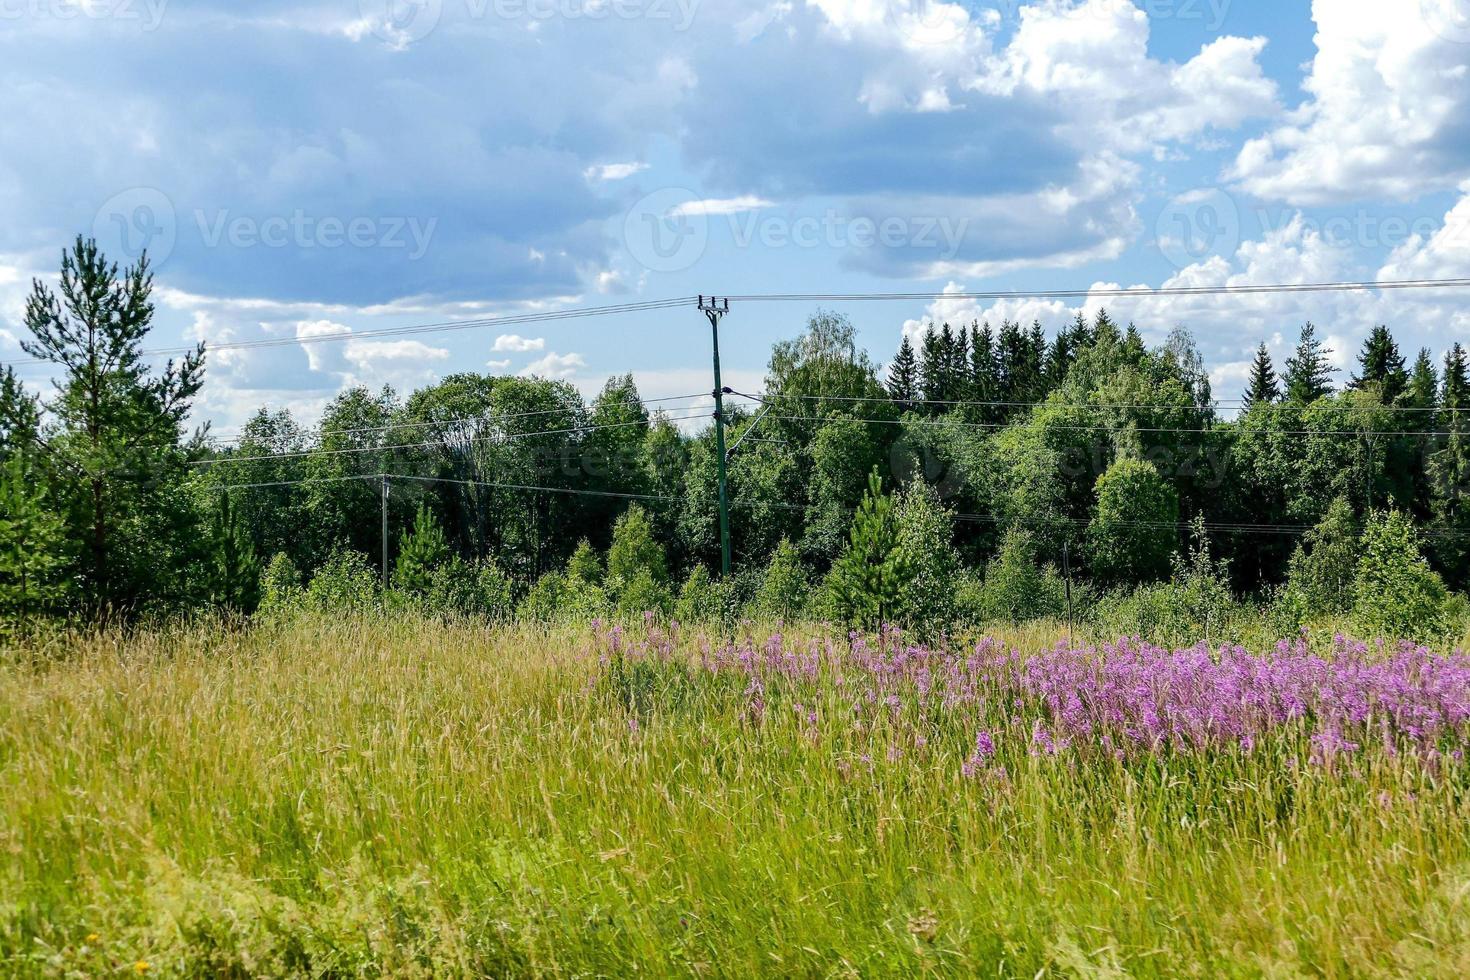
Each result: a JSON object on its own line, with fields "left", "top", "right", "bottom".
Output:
{"left": 305, "top": 549, "right": 380, "bottom": 612}
{"left": 517, "top": 568, "right": 611, "bottom": 624}
{"left": 208, "top": 493, "right": 261, "bottom": 613}
{"left": 258, "top": 552, "right": 303, "bottom": 615}
{"left": 21, "top": 237, "right": 207, "bottom": 616}
{"left": 892, "top": 481, "right": 962, "bottom": 632}
{"left": 0, "top": 454, "right": 71, "bottom": 625}
{"left": 673, "top": 564, "right": 721, "bottom": 623}
{"left": 1092, "top": 520, "right": 1239, "bottom": 645}
{"left": 752, "top": 539, "right": 810, "bottom": 621}
{"left": 395, "top": 502, "right": 450, "bottom": 595}
{"left": 616, "top": 568, "right": 673, "bottom": 617}
{"left": 976, "top": 527, "right": 1068, "bottom": 625}
{"left": 566, "top": 539, "right": 603, "bottom": 585}
{"left": 825, "top": 470, "right": 915, "bottom": 628}
{"left": 1086, "top": 458, "right": 1178, "bottom": 584}
{"left": 423, "top": 557, "right": 515, "bottom": 620}
{"left": 1283, "top": 497, "right": 1360, "bottom": 618}
{"left": 1242, "top": 342, "right": 1279, "bottom": 408}
{"left": 606, "top": 505, "right": 667, "bottom": 596}
{"left": 1352, "top": 511, "right": 1449, "bottom": 640}
{"left": 1284, "top": 322, "right": 1337, "bottom": 404}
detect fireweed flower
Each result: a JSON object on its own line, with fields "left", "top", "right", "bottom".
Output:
{"left": 590, "top": 628, "right": 1470, "bottom": 772}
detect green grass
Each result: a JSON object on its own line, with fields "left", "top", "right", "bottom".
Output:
{"left": 2, "top": 615, "right": 1468, "bottom": 977}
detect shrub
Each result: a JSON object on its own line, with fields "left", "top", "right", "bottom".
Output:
{"left": 752, "top": 539, "right": 809, "bottom": 621}
{"left": 607, "top": 506, "right": 667, "bottom": 595}
{"left": 1353, "top": 510, "right": 1448, "bottom": 640}
{"left": 1086, "top": 457, "right": 1177, "bottom": 584}
{"left": 257, "top": 552, "right": 303, "bottom": 615}
{"left": 977, "top": 528, "right": 1067, "bottom": 625}
{"left": 305, "top": 549, "right": 380, "bottom": 611}
{"left": 617, "top": 567, "right": 673, "bottom": 617}
{"left": 423, "top": 557, "right": 515, "bottom": 620}
{"left": 674, "top": 564, "right": 721, "bottom": 623}
{"left": 1283, "top": 496, "right": 1359, "bottom": 618}
{"left": 566, "top": 539, "right": 603, "bottom": 585}
{"left": 892, "top": 481, "right": 962, "bottom": 632}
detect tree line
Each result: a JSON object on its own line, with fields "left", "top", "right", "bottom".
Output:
{"left": 2, "top": 238, "right": 1468, "bottom": 641}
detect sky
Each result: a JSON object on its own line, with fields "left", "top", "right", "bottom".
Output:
{"left": 2, "top": 0, "right": 1470, "bottom": 436}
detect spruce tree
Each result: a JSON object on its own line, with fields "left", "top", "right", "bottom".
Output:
{"left": 1242, "top": 342, "right": 1280, "bottom": 408}
{"left": 886, "top": 334, "right": 920, "bottom": 408}
{"left": 1283, "top": 322, "right": 1337, "bottom": 404}
{"left": 1407, "top": 349, "right": 1439, "bottom": 413}
{"left": 1350, "top": 324, "right": 1408, "bottom": 400}
{"left": 970, "top": 322, "right": 998, "bottom": 420}
{"left": 919, "top": 326, "right": 944, "bottom": 408}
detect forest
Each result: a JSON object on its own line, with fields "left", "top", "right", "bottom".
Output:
{"left": 3, "top": 238, "right": 1469, "bottom": 643}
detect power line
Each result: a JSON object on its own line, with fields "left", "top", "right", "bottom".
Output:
{"left": 190, "top": 411, "right": 712, "bottom": 467}
{"left": 725, "top": 276, "right": 1470, "bottom": 304}
{"left": 729, "top": 389, "right": 1466, "bottom": 417}
{"left": 208, "top": 392, "right": 710, "bottom": 448}
{"left": 1, "top": 296, "right": 696, "bottom": 367}
{"left": 724, "top": 397, "right": 1468, "bottom": 439}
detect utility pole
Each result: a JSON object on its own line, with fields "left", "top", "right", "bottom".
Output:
{"left": 380, "top": 474, "right": 390, "bottom": 588}
{"left": 1062, "top": 539, "right": 1075, "bottom": 648}
{"left": 699, "top": 296, "right": 733, "bottom": 576}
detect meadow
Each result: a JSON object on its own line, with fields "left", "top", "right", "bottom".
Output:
{"left": 2, "top": 615, "right": 1469, "bottom": 977}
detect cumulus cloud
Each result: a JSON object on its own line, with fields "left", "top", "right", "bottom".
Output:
{"left": 520, "top": 351, "right": 587, "bottom": 380}
{"left": 492, "top": 334, "right": 545, "bottom": 352}
{"left": 1230, "top": 2, "right": 1470, "bottom": 204}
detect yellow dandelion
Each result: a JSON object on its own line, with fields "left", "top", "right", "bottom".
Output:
{"left": 85, "top": 933, "right": 99, "bottom": 943}
{"left": 134, "top": 961, "right": 150, "bottom": 973}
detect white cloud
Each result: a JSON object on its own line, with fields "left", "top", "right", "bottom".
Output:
{"left": 486, "top": 358, "right": 512, "bottom": 370}
{"left": 584, "top": 161, "right": 649, "bottom": 181}
{"left": 668, "top": 196, "right": 776, "bottom": 218}
{"left": 492, "top": 334, "right": 546, "bottom": 352}
{"left": 519, "top": 351, "right": 587, "bottom": 380}
{"left": 1230, "top": 2, "right": 1470, "bottom": 204}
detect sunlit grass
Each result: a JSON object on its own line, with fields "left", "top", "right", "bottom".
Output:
{"left": 2, "top": 615, "right": 1468, "bottom": 977}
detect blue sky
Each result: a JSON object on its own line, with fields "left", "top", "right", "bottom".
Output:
{"left": 2, "top": 0, "right": 1470, "bottom": 433}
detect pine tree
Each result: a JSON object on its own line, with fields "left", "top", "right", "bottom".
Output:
{"left": 209, "top": 491, "right": 261, "bottom": 612}
{"left": 1429, "top": 343, "right": 1470, "bottom": 586}
{"left": 1092, "top": 308, "right": 1120, "bottom": 347}
{"left": 395, "top": 501, "right": 450, "bottom": 594}
{"left": 886, "top": 334, "right": 919, "bottom": 408}
{"left": 1350, "top": 325, "right": 1408, "bottom": 401}
{"left": 21, "top": 237, "right": 207, "bottom": 617}
{"left": 825, "top": 469, "right": 914, "bottom": 629}
{"left": 1242, "top": 342, "right": 1280, "bottom": 408}
{"left": 1283, "top": 322, "right": 1337, "bottom": 404}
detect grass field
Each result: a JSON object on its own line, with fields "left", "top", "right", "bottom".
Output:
{"left": 3, "top": 616, "right": 1469, "bottom": 977}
